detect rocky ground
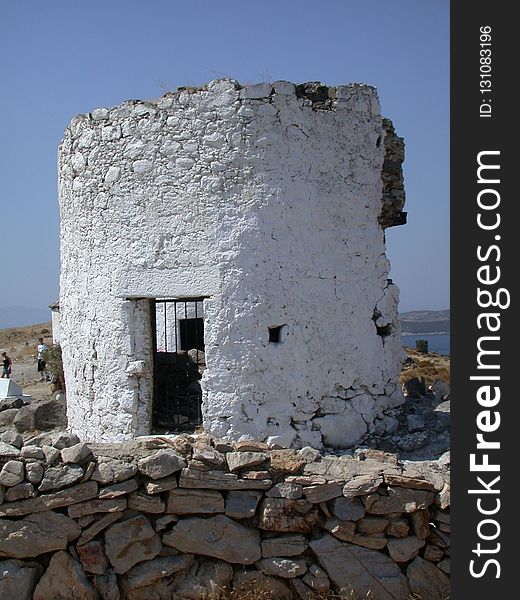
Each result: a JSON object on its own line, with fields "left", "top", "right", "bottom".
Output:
{"left": 0, "top": 322, "right": 54, "bottom": 401}
{"left": 1, "top": 322, "right": 66, "bottom": 437}
{"left": 363, "top": 347, "right": 450, "bottom": 461}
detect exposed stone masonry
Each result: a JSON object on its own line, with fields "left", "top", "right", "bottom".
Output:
{"left": 0, "top": 430, "right": 450, "bottom": 599}
{"left": 380, "top": 118, "right": 407, "bottom": 229}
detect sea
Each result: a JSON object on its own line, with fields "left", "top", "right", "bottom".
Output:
{"left": 401, "top": 333, "right": 450, "bottom": 356}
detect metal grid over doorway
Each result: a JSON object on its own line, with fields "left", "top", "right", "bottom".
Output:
{"left": 151, "top": 297, "right": 206, "bottom": 432}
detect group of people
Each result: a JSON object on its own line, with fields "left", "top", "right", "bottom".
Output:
{"left": 1, "top": 338, "right": 49, "bottom": 381}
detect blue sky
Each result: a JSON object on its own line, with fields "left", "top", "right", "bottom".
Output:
{"left": 1, "top": 0, "right": 449, "bottom": 317}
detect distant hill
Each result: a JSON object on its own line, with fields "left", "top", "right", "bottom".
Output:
{"left": 399, "top": 309, "right": 450, "bottom": 335}
{"left": 0, "top": 306, "right": 51, "bottom": 329}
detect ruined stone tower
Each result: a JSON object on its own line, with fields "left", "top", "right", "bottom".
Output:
{"left": 58, "top": 79, "right": 406, "bottom": 447}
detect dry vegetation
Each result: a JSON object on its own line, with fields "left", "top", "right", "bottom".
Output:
{"left": 400, "top": 346, "right": 450, "bottom": 388}
{"left": 0, "top": 321, "right": 55, "bottom": 399}
{"left": 0, "top": 321, "right": 53, "bottom": 360}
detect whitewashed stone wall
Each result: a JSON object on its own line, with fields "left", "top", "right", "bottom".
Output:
{"left": 58, "top": 79, "right": 406, "bottom": 446}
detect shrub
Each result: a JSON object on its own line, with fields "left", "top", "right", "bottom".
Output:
{"left": 43, "top": 343, "right": 65, "bottom": 391}
{"left": 416, "top": 339, "right": 429, "bottom": 354}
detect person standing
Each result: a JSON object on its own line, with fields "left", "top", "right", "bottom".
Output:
{"left": 37, "top": 337, "right": 48, "bottom": 381}
{"left": 1, "top": 352, "right": 12, "bottom": 378}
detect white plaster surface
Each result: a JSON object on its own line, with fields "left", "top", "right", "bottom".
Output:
{"left": 50, "top": 308, "right": 61, "bottom": 344}
{"left": 58, "top": 79, "right": 405, "bottom": 446}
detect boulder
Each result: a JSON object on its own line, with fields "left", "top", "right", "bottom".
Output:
{"left": 50, "top": 432, "right": 80, "bottom": 449}
{"left": 77, "top": 511, "right": 124, "bottom": 546}
{"left": 364, "top": 487, "right": 435, "bottom": 514}
{"left": 232, "top": 570, "right": 291, "bottom": 599}
{"left": 235, "top": 440, "right": 270, "bottom": 452}
{"left": 98, "top": 478, "right": 139, "bottom": 499}
{"left": 4, "top": 481, "right": 35, "bottom": 502}
{"left": 128, "top": 491, "right": 166, "bottom": 514}
{"left": 0, "top": 511, "right": 80, "bottom": 558}
{"left": 0, "top": 409, "right": 19, "bottom": 430}
{"left": 60, "top": 442, "right": 93, "bottom": 464}
{"left": 0, "top": 481, "right": 99, "bottom": 517}
{"left": 179, "top": 467, "right": 272, "bottom": 490}
{"left": 137, "top": 449, "right": 186, "bottom": 479}
{"left": 407, "top": 556, "right": 450, "bottom": 600}
{"left": 0, "top": 460, "right": 24, "bottom": 486}
{"left": 411, "top": 509, "right": 431, "bottom": 539}
{"left": 265, "top": 482, "right": 303, "bottom": 499}
{"left": 38, "top": 464, "right": 84, "bottom": 492}
{"left": 256, "top": 557, "right": 307, "bottom": 578}
{"left": 302, "top": 563, "right": 331, "bottom": 593}
{"left": 14, "top": 398, "right": 67, "bottom": 433}
{"left": 68, "top": 497, "right": 127, "bottom": 519}
{"left": 303, "top": 482, "right": 343, "bottom": 503}
{"left": 155, "top": 514, "right": 179, "bottom": 532}
{"left": 330, "top": 497, "right": 365, "bottom": 521}
{"left": 258, "top": 498, "right": 319, "bottom": 533}
{"left": 226, "top": 451, "right": 268, "bottom": 472}
{"left": 0, "top": 397, "right": 24, "bottom": 411}
{"left": 20, "top": 446, "right": 44, "bottom": 459}
{"left": 91, "top": 456, "right": 138, "bottom": 484}
{"left": 313, "top": 412, "right": 367, "bottom": 448}
{"left": 77, "top": 540, "right": 110, "bottom": 575}
{"left": 33, "top": 551, "right": 96, "bottom": 600}
{"left": 386, "top": 518, "right": 410, "bottom": 538}
{"left": 431, "top": 380, "right": 450, "bottom": 401}
{"left": 424, "top": 544, "right": 444, "bottom": 562}
{"left": 438, "top": 558, "right": 450, "bottom": 575}
{"left": 104, "top": 515, "right": 161, "bottom": 574}
{"left": 310, "top": 533, "right": 410, "bottom": 600}
{"left": 173, "top": 559, "right": 234, "bottom": 599}
{"left": 324, "top": 518, "right": 356, "bottom": 542}
{"left": 403, "top": 377, "right": 427, "bottom": 398}
{"left": 166, "top": 488, "right": 224, "bottom": 514}
{"left": 163, "top": 514, "right": 261, "bottom": 564}
{"left": 0, "top": 430, "right": 23, "bottom": 448}
{"left": 342, "top": 474, "right": 384, "bottom": 498}
{"left": 268, "top": 449, "right": 305, "bottom": 477}
{"left": 261, "top": 534, "right": 308, "bottom": 558}
{"left": 123, "top": 554, "right": 194, "bottom": 591}
{"left": 25, "top": 462, "right": 44, "bottom": 485}
{"left": 387, "top": 536, "right": 425, "bottom": 563}
{"left": 93, "top": 568, "right": 120, "bottom": 600}
{"left": 356, "top": 516, "right": 390, "bottom": 535}
{"left": 0, "top": 559, "right": 42, "bottom": 600}
{"left": 225, "top": 490, "right": 263, "bottom": 519}
{"left": 303, "top": 456, "right": 392, "bottom": 482}
{"left": 145, "top": 475, "right": 178, "bottom": 494}
{"left": 192, "top": 444, "right": 225, "bottom": 468}
{"left": 42, "top": 445, "right": 61, "bottom": 465}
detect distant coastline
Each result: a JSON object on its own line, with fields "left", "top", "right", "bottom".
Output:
{"left": 398, "top": 310, "right": 450, "bottom": 355}
{"left": 399, "top": 309, "right": 450, "bottom": 336}
{"left": 402, "top": 333, "right": 450, "bottom": 356}
{"left": 400, "top": 330, "right": 449, "bottom": 336}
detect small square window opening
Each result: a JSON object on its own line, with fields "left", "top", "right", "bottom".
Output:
{"left": 268, "top": 325, "right": 285, "bottom": 343}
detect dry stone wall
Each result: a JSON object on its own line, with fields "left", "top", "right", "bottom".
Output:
{"left": 58, "top": 78, "right": 406, "bottom": 447}
{"left": 0, "top": 431, "right": 450, "bottom": 599}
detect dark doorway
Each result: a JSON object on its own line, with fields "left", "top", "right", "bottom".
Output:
{"left": 179, "top": 318, "right": 205, "bottom": 351}
{"left": 151, "top": 298, "right": 206, "bottom": 432}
